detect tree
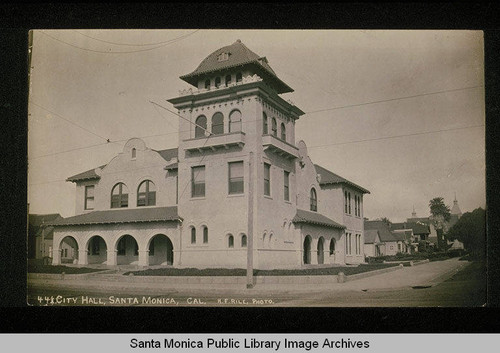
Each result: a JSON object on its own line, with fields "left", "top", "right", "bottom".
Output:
{"left": 380, "top": 217, "right": 391, "bottom": 227}
{"left": 447, "top": 207, "right": 485, "bottom": 259}
{"left": 429, "top": 197, "right": 451, "bottom": 250}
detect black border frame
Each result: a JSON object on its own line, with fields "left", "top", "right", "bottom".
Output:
{"left": 1, "top": 3, "right": 499, "bottom": 333}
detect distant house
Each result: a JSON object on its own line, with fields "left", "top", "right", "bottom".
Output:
{"left": 28, "top": 214, "right": 62, "bottom": 259}
{"left": 364, "top": 220, "right": 403, "bottom": 256}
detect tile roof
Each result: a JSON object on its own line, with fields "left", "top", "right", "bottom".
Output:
{"left": 314, "top": 164, "right": 370, "bottom": 194}
{"left": 391, "top": 222, "right": 430, "bottom": 235}
{"left": 364, "top": 229, "right": 379, "bottom": 244}
{"left": 364, "top": 220, "right": 396, "bottom": 242}
{"left": 67, "top": 148, "right": 179, "bottom": 182}
{"left": 179, "top": 40, "right": 293, "bottom": 94}
{"left": 48, "top": 206, "right": 181, "bottom": 226}
{"left": 292, "top": 209, "right": 345, "bottom": 229}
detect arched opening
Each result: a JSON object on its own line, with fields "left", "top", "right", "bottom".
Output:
{"left": 236, "top": 72, "right": 242, "bottom": 82}
{"left": 203, "top": 226, "right": 208, "bottom": 243}
{"left": 204, "top": 79, "right": 211, "bottom": 90}
{"left": 59, "top": 236, "right": 78, "bottom": 264}
{"left": 87, "top": 235, "right": 107, "bottom": 264}
{"left": 195, "top": 115, "right": 207, "bottom": 138}
{"left": 317, "top": 237, "right": 325, "bottom": 264}
{"left": 115, "top": 234, "right": 139, "bottom": 265}
{"left": 225, "top": 74, "right": 232, "bottom": 86}
{"left": 190, "top": 227, "right": 196, "bottom": 244}
{"left": 137, "top": 180, "right": 156, "bottom": 207}
{"left": 211, "top": 112, "right": 224, "bottom": 135}
{"left": 271, "top": 118, "right": 277, "bottom": 137}
{"left": 329, "top": 238, "right": 336, "bottom": 255}
{"left": 148, "top": 234, "right": 174, "bottom": 266}
{"left": 215, "top": 76, "right": 221, "bottom": 88}
{"left": 241, "top": 234, "right": 247, "bottom": 248}
{"left": 131, "top": 148, "right": 136, "bottom": 159}
{"left": 111, "top": 182, "right": 129, "bottom": 208}
{"left": 262, "top": 112, "right": 268, "bottom": 134}
{"left": 303, "top": 235, "right": 312, "bottom": 265}
{"left": 281, "top": 122, "right": 286, "bottom": 141}
{"left": 229, "top": 110, "right": 242, "bottom": 132}
{"left": 228, "top": 234, "right": 234, "bottom": 248}
{"left": 310, "top": 188, "right": 317, "bottom": 212}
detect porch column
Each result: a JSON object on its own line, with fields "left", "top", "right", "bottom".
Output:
{"left": 311, "top": 239, "right": 318, "bottom": 265}
{"left": 52, "top": 248, "right": 61, "bottom": 265}
{"left": 138, "top": 250, "right": 149, "bottom": 267}
{"left": 107, "top": 249, "right": 117, "bottom": 266}
{"left": 78, "top": 249, "right": 88, "bottom": 266}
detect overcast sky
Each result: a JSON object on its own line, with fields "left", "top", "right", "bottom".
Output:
{"left": 27, "top": 30, "right": 485, "bottom": 221}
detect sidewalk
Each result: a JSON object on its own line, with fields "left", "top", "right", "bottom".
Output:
{"left": 28, "top": 257, "right": 471, "bottom": 295}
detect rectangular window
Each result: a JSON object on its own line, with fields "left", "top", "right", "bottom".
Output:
{"left": 344, "top": 191, "right": 348, "bottom": 213}
{"left": 85, "top": 185, "right": 94, "bottom": 210}
{"left": 264, "top": 163, "right": 271, "bottom": 196}
{"left": 191, "top": 166, "right": 205, "bottom": 197}
{"left": 348, "top": 192, "right": 351, "bottom": 214}
{"left": 284, "top": 171, "right": 290, "bottom": 201}
{"left": 228, "top": 161, "right": 244, "bottom": 194}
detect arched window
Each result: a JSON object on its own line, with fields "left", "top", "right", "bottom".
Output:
{"left": 111, "top": 183, "right": 128, "bottom": 208}
{"left": 215, "top": 77, "right": 221, "bottom": 88}
{"left": 241, "top": 234, "right": 247, "bottom": 248}
{"left": 203, "top": 226, "right": 208, "bottom": 243}
{"left": 262, "top": 112, "right": 268, "bottom": 134}
{"left": 131, "top": 148, "right": 136, "bottom": 159}
{"left": 329, "top": 239, "right": 336, "bottom": 255}
{"left": 228, "top": 234, "right": 234, "bottom": 248}
{"left": 211, "top": 112, "right": 224, "bottom": 135}
{"left": 137, "top": 180, "right": 156, "bottom": 207}
{"left": 280, "top": 123, "right": 286, "bottom": 141}
{"left": 191, "top": 227, "right": 196, "bottom": 244}
{"left": 271, "top": 118, "right": 277, "bottom": 137}
{"left": 225, "top": 74, "right": 232, "bottom": 86}
{"left": 204, "top": 79, "right": 211, "bottom": 89}
{"left": 229, "top": 110, "right": 242, "bottom": 132}
{"left": 310, "top": 188, "right": 317, "bottom": 212}
{"left": 236, "top": 72, "right": 242, "bottom": 82}
{"left": 195, "top": 115, "right": 207, "bottom": 138}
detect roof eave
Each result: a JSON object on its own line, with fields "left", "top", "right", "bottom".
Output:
{"left": 319, "top": 181, "right": 370, "bottom": 194}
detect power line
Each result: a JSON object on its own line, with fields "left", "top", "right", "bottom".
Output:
{"left": 304, "top": 85, "right": 483, "bottom": 114}
{"left": 40, "top": 30, "right": 200, "bottom": 54}
{"left": 307, "top": 124, "right": 485, "bottom": 149}
{"left": 29, "top": 101, "right": 111, "bottom": 142}
{"left": 73, "top": 30, "right": 200, "bottom": 47}
{"left": 28, "top": 84, "right": 483, "bottom": 160}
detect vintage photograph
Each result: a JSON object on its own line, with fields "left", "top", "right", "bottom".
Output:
{"left": 27, "top": 29, "right": 486, "bottom": 307}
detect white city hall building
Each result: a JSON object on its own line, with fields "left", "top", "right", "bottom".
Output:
{"left": 50, "top": 40, "right": 370, "bottom": 269}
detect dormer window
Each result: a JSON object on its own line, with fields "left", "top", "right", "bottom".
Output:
{"left": 217, "top": 52, "right": 230, "bottom": 62}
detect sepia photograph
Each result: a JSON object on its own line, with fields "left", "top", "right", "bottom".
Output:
{"left": 27, "top": 29, "right": 486, "bottom": 307}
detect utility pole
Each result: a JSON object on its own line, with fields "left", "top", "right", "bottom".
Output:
{"left": 246, "top": 152, "right": 254, "bottom": 289}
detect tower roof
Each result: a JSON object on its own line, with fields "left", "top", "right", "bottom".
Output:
{"left": 451, "top": 197, "right": 462, "bottom": 215}
{"left": 180, "top": 40, "right": 294, "bottom": 94}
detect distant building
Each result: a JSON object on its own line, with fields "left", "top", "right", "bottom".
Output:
{"left": 364, "top": 220, "right": 408, "bottom": 256}
{"left": 28, "top": 213, "right": 62, "bottom": 259}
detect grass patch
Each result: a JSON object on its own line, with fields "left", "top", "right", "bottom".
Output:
{"left": 124, "top": 263, "right": 398, "bottom": 277}
{"left": 28, "top": 264, "right": 105, "bottom": 274}
{"left": 366, "top": 250, "right": 467, "bottom": 264}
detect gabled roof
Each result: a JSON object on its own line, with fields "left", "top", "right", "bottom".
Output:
{"left": 391, "top": 232, "right": 410, "bottom": 242}
{"left": 179, "top": 40, "right": 293, "bottom": 94}
{"left": 48, "top": 207, "right": 181, "bottom": 226}
{"left": 67, "top": 148, "right": 179, "bottom": 182}
{"left": 391, "top": 222, "right": 430, "bottom": 235}
{"left": 364, "top": 220, "right": 396, "bottom": 242}
{"left": 364, "top": 229, "right": 379, "bottom": 244}
{"left": 314, "top": 164, "right": 370, "bottom": 194}
{"left": 292, "top": 209, "right": 345, "bottom": 229}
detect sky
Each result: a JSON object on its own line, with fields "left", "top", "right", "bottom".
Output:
{"left": 27, "top": 30, "right": 485, "bottom": 222}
